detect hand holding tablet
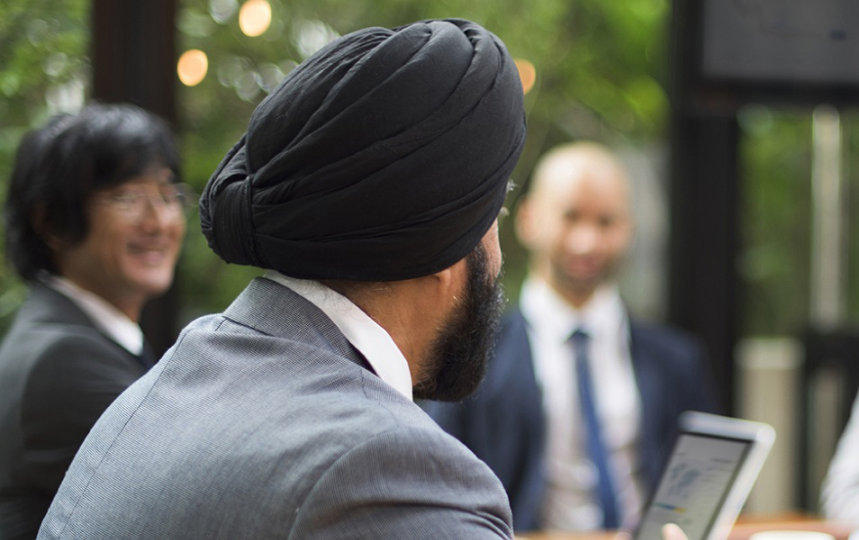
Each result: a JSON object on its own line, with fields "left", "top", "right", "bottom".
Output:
{"left": 634, "top": 411, "right": 775, "bottom": 540}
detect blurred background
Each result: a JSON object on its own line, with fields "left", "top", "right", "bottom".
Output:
{"left": 2, "top": 0, "right": 858, "bottom": 518}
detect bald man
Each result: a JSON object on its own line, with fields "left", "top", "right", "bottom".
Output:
{"left": 425, "top": 142, "right": 716, "bottom": 533}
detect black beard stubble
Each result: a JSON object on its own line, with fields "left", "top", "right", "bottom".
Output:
{"left": 413, "top": 244, "right": 506, "bottom": 401}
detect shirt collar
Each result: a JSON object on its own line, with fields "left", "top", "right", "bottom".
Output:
{"left": 42, "top": 274, "right": 144, "bottom": 356}
{"left": 264, "top": 271, "right": 414, "bottom": 402}
{"left": 520, "top": 276, "right": 627, "bottom": 342}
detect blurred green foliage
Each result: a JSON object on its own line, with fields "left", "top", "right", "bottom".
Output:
{"left": 0, "top": 0, "right": 88, "bottom": 330}
{"left": 1, "top": 0, "right": 856, "bottom": 339}
{"left": 738, "top": 108, "right": 813, "bottom": 335}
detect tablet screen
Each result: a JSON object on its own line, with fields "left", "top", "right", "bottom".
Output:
{"left": 634, "top": 432, "right": 752, "bottom": 540}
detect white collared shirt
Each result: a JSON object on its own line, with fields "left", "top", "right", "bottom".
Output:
{"left": 42, "top": 274, "right": 144, "bottom": 356}
{"left": 520, "top": 276, "right": 643, "bottom": 531}
{"left": 264, "top": 271, "right": 413, "bottom": 402}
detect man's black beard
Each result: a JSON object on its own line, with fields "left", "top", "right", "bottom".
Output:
{"left": 413, "top": 244, "right": 505, "bottom": 401}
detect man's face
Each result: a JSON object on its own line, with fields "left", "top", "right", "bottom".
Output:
{"left": 53, "top": 166, "right": 186, "bottom": 320}
{"left": 517, "top": 160, "right": 632, "bottom": 302}
{"left": 413, "top": 226, "right": 505, "bottom": 401}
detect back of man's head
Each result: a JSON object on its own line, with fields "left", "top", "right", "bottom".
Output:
{"left": 200, "top": 19, "right": 526, "bottom": 281}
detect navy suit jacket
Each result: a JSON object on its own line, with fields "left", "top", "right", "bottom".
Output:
{"left": 424, "top": 308, "right": 717, "bottom": 532}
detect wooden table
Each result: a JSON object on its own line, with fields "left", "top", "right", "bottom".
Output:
{"left": 515, "top": 514, "right": 856, "bottom": 540}
{"left": 728, "top": 514, "right": 855, "bottom": 540}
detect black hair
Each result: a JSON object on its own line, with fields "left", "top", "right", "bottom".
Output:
{"left": 4, "top": 103, "right": 181, "bottom": 280}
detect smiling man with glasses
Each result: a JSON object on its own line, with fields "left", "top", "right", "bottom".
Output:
{"left": 0, "top": 103, "right": 186, "bottom": 538}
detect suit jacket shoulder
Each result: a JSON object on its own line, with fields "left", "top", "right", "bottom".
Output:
{"left": 40, "top": 277, "right": 513, "bottom": 539}
{"left": 628, "top": 320, "right": 717, "bottom": 415}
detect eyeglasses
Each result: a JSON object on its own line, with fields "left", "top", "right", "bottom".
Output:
{"left": 97, "top": 183, "right": 193, "bottom": 221}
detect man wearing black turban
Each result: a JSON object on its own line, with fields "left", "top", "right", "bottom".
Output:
{"left": 39, "top": 19, "right": 525, "bottom": 538}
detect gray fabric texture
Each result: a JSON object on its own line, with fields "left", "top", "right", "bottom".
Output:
{"left": 38, "top": 277, "right": 512, "bottom": 539}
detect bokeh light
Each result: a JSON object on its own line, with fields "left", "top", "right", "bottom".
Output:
{"left": 514, "top": 58, "right": 537, "bottom": 95}
{"left": 177, "top": 49, "right": 209, "bottom": 86}
{"left": 239, "top": 0, "right": 271, "bottom": 37}
{"left": 209, "top": 0, "right": 238, "bottom": 24}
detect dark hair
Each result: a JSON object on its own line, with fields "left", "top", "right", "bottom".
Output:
{"left": 4, "top": 103, "right": 181, "bottom": 280}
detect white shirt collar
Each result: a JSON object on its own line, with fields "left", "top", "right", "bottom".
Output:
{"left": 42, "top": 274, "right": 144, "bottom": 356}
{"left": 520, "top": 276, "right": 627, "bottom": 342}
{"left": 264, "top": 271, "right": 414, "bottom": 402}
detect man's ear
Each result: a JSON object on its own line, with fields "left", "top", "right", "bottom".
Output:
{"left": 429, "top": 258, "right": 463, "bottom": 294}
{"left": 424, "top": 254, "right": 471, "bottom": 314}
{"left": 30, "top": 204, "right": 63, "bottom": 252}
{"left": 514, "top": 196, "right": 536, "bottom": 249}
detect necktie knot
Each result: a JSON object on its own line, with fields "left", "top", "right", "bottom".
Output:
{"left": 570, "top": 327, "right": 589, "bottom": 346}
{"left": 570, "top": 328, "right": 590, "bottom": 362}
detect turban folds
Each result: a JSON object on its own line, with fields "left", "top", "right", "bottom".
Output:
{"left": 200, "top": 18, "right": 526, "bottom": 280}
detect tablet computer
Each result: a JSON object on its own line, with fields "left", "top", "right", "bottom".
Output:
{"left": 633, "top": 411, "right": 775, "bottom": 540}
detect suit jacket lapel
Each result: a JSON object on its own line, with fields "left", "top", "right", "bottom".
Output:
{"left": 491, "top": 309, "right": 546, "bottom": 531}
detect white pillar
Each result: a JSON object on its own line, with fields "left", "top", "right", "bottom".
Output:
{"left": 810, "top": 105, "right": 845, "bottom": 329}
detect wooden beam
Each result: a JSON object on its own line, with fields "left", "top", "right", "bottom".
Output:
{"left": 91, "top": 0, "right": 180, "bottom": 355}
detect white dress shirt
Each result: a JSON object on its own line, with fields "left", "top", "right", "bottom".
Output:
{"left": 42, "top": 274, "right": 144, "bottom": 356}
{"left": 821, "top": 391, "right": 859, "bottom": 525}
{"left": 265, "top": 271, "right": 414, "bottom": 402}
{"left": 519, "top": 276, "right": 643, "bottom": 530}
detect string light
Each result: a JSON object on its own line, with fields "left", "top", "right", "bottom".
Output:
{"left": 514, "top": 58, "right": 537, "bottom": 95}
{"left": 239, "top": 0, "right": 272, "bottom": 37}
{"left": 177, "top": 49, "right": 209, "bottom": 86}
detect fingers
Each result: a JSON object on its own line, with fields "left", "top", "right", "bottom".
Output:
{"left": 663, "top": 523, "right": 689, "bottom": 540}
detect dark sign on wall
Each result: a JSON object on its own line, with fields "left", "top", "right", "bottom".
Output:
{"left": 682, "top": 0, "right": 859, "bottom": 109}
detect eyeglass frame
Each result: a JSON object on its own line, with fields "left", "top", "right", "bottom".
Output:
{"left": 93, "top": 182, "right": 195, "bottom": 221}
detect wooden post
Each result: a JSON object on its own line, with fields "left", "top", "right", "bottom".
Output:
{"left": 667, "top": 0, "right": 741, "bottom": 416}
{"left": 91, "top": 0, "right": 180, "bottom": 355}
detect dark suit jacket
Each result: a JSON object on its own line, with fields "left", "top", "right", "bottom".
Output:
{"left": 424, "top": 308, "right": 717, "bottom": 532}
{"left": 0, "top": 282, "right": 152, "bottom": 539}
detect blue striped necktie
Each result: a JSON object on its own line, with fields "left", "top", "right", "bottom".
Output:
{"left": 570, "top": 328, "right": 620, "bottom": 529}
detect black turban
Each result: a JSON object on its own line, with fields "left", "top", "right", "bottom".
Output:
{"left": 200, "top": 18, "right": 526, "bottom": 281}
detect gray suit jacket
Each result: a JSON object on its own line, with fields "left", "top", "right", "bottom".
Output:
{"left": 39, "top": 277, "right": 512, "bottom": 539}
{"left": 0, "top": 282, "right": 150, "bottom": 540}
